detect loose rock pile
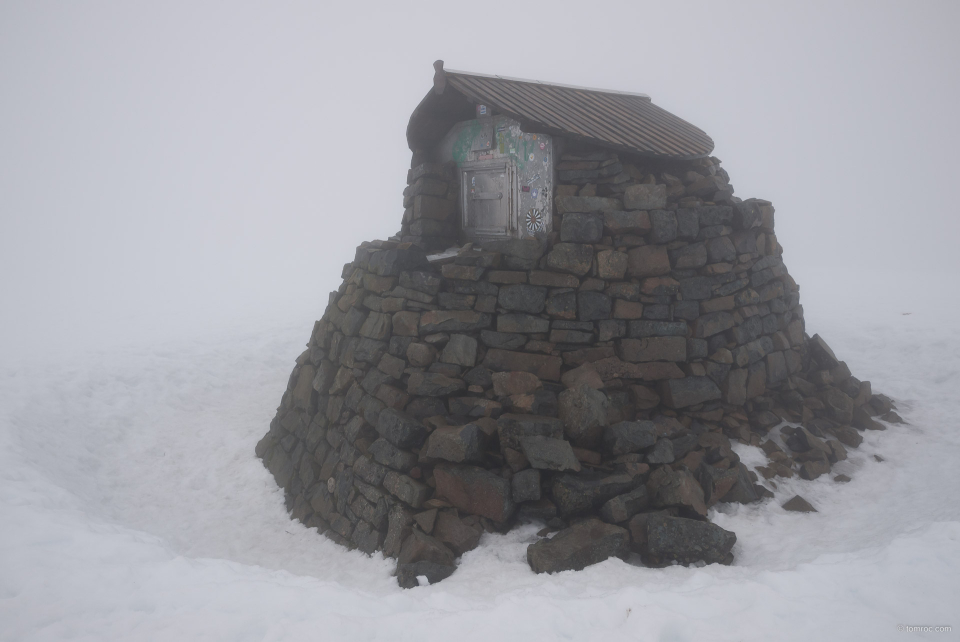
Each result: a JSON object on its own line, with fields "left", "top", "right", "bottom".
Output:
{"left": 256, "top": 145, "right": 902, "bottom": 587}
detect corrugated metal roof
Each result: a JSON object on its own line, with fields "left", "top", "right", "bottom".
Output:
{"left": 407, "top": 61, "right": 714, "bottom": 160}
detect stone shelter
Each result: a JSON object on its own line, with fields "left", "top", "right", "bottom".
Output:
{"left": 256, "top": 62, "right": 901, "bottom": 587}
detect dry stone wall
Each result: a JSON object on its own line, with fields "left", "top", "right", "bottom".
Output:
{"left": 256, "top": 144, "right": 902, "bottom": 587}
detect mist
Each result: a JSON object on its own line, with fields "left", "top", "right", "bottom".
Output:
{"left": 2, "top": 0, "right": 957, "bottom": 362}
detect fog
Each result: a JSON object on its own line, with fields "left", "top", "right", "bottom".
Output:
{"left": 2, "top": 0, "right": 957, "bottom": 361}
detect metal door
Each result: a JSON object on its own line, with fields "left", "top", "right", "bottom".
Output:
{"left": 460, "top": 159, "right": 515, "bottom": 239}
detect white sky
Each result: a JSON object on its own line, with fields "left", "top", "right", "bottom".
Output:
{"left": 1, "top": 0, "right": 958, "bottom": 360}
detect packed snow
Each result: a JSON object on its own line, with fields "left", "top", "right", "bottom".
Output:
{"left": 1, "top": 268, "right": 958, "bottom": 641}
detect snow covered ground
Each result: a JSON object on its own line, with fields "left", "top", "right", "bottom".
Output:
{"left": 1, "top": 268, "right": 958, "bottom": 641}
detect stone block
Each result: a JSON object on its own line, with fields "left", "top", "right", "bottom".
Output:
{"left": 603, "top": 420, "right": 657, "bottom": 455}
{"left": 659, "top": 376, "right": 722, "bottom": 408}
{"left": 643, "top": 514, "right": 735, "bottom": 565}
{"left": 527, "top": 518, "right": 629, "bottom": 574}
{"left": 498, "top": 284, "right": 548, "bottom": 314}
{"left": 434, "top": 465, "right": 515, "bottom": 522}
{"left": 561, "top": 212, "right": 604, "bottom": 243}
{"left": 419, "top": 310, "right": 491, "bottom": 334}
{"left": 512, "top": 468, "right": 541, "bottom": 503}
{"left": 483, "top": 349, "right": 563, "bottom": 381}
{"left": 669, "top": 243, "right": 707, "bottom": 269}
{"left": 618, "top": 337, "right": 687, "bottom": 362}
{"left": 440, "top": 334, "right": 478, "bottom": 367}
{"left": 578, "top": 291, "right": 612, "bottom": 321}
{"left": 519, "top": 436, "right": 581, "bottom": 472}
{"left": 497, "top": 413, "right": 565, "bottom": 452}
{"left": 497, "top": 313, "right": 550, "bottom": 334}
{"left": 546, "top": 243, "right": 595, "bottom": 276}
{"left": 649, "top": 210, "right": 678, "bottom": 243}
{"left": 423, "top": 424, "right": 482, "bottom": 463}
{"left": 603, "top": 210, "right": 651, "bottom": 235}
{"left": 627, "top": 245, "right": 670, "bottom": 277}
{"left": 555, "top": 195, "right": 622, "bottom": 214}
{"left": 597, "top": 250, "right": 628, "bottom": 279}
{"left": 623, "top": 183, "right": 667, "bottom": 210}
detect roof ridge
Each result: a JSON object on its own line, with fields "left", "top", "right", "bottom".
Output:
{"left": 442, "top": 67, "right": 652, "bottom": 101}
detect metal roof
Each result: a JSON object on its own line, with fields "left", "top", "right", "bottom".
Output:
{"left": 407, "top": 61, "right": 714, "bottom": 161}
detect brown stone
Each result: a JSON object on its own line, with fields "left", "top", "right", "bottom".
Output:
{"left": 649, "top": 467, "right": 707, "bottom": 516}
{"left": 627, "top": 245, "right": 670, "bottom": 277}
{"left": 487, "top": 270, "right": 527, "bottom": 284}
{"left": 631, "top": 385, "right": 660, "bottom": 410}
{"left": 392, "top": 311, "right": 420, "bottom": 337}
{"left": 613, "top": 299, "right": 644, "bottom": 320}
{"left": 701, "top": 296, "right": 735, "bottom": 313}
{"left": 441, "top": 264, "right": 486, "bottom": 281}
{"left": 546, "top": 243, "right": 594, "bottom": 276}
{"left": 561, "top": 362, "right": 604, "bottom": 390}
{"left": 603, "top": 210, "right": 651, "bottom": 235}
{"left": 419, "top": 310, "right": 490, "bottom": 334}
{"left": 618, "top": 337, "right": 687, "bottom": 362}
{"left": 597, "top": 250, "right": 628, "bottom": 280}
{"left": 434, "top": 465, "right": 515, "bottom": 522}
{"left": 433, "top": 511, "right": 483, "bottom": 556}
{"left": 640, "top": 277, "right": 679, "bottom": 296}
{"left": 782, "top": 495, "right": 817, "bottom": 512}
{"left": 529, "top": 271, "right": 580, "bottom": 288}
{"left": 491, "top": 371, "right": 543, "bottom": 397}
{"left": 483, "top": 349, "right": 563, "bottom": 381}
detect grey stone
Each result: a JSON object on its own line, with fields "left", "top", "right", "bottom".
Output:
{"left": 669, "top": 243, "right": 707, "bottom": 269}
{"left": 383, "top": 471, "right": 432, "bottom": 509}
{"left": 498, "top": 284, "right": 548, "bottom": 314}
{"left": 809, "top": 333, "right": 840, "bottom": 368}
{"left": 627, "top": 320, "right": 688, "bottom": 337}
{"left": 782, "top": 495, "right": 817, "bottom": 512}
{"left": 399, "top": 270, "right": 442, "bottom": 295}
{"left": 646, "top": 438, "right": 675, "bottom": 464}
{"left": 561, "top": 213, "right": 604, "bottom": 243}
{"left": 369, "top": 437, "right": 418, "bottom": 471}
{"left": 497, "top": 413, "right": 565, "bottom": 451}
{"left": 603, "top": 210, "right": 651, "bottom": 235}
{"left": 602, "top": 421, "right": 657, "bottom": 455}
{"left": 440, "top": 334, "right": 478, "bottom": 367}
{"left": 623, "top": 183, "right": 667, "bottom": 210}
{"left": 558, "top": 386, "right": 609, "bottom": 449}
{"left": 383, "top": 504, "right": 414, "bottom": 558}
{"left": 551, "top": 472, "right": 644, "bottom": 517}
{"left": 599, "top": 486, "right": 649, "bottom": 524}
{"left": 368, "top": 247, "right": 430, "bottom": 277}
{"left": 659, "top": 377, "right": 722, "bottom": 408}
{"left": 578, "top": 291, "right": 611, "bottom": 321}
{"left": 418, "top": 310, "right": 491, "bottom": 334}
{"left": 707, "top": 236, "right": 737, "bottom": 263}
{"left": 512, "top": 468, "right": 542, "bottom": 503}
{"left": 434, "top": 465, "right": 515, "bottom": 522}
{"left": 406, "top": 372, "right": 466, "bottom": 397}
{"left": 396, "top": 560, "right": 456, "bottom": 589}
{"left": 480, "top": 330, "right": 526, "bottom": 350}
{"left": 546, "top": 243, "right": 594, "bottom": 276}
{"left": 527, "top": 518, "right": 629, "bottom": 574}
{"left": 519, "top": 436, "right": 582, "bottom": 472}
{"left": 555, "top": 195, "right": 622, "bottom": 214}
{"left": 650, "top": 467, "right": 707, "bottom": 516}
{"left": 423, "top": 424, "right": 482, "bottom": 463}
{"left": 649, "top": 210, "right": 678, "bottom": 243}
{"left": 618, "top": 336, "right": 686, "bottom": 362}
{"left": 720, "top": 463, "right": 760, "bottom": 504}
{"left": 377, "top": 408, "right": 429, "bottom": 449}
{"left": 497, "top": 313, "right": 551, "bottom": 334}
{"left": 676, "top": 208, "right": 699, "bottom": 240}
{"left": 644, "top": 515, "right": 736, "bottom": 565}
